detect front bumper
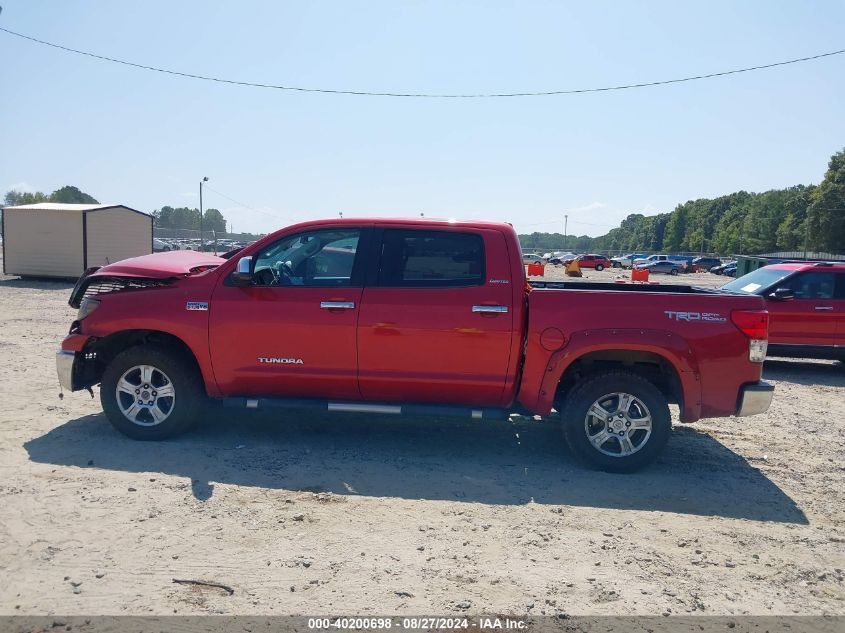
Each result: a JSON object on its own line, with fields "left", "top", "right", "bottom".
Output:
{"left": 736, "top": 380, "right": 775, "bottom": 417}
{"left": 56, "top": 350, "right": 77, "bottom": 391}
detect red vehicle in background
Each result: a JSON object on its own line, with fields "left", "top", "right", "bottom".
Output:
{"left": 721, "top": 262, "right": 845, "bottom": 361}
{"left": 57, "top": 218, "right": 773, "bottom": 472}
{"left": 563, "top": 254, "right": 612, "bottom": 271}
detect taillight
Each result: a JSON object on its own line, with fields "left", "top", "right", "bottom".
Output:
{"left": 731, "top": 310, "right": 769, "bottom": 363}
{"left": 731, "top": 310, "right": 769, "bottom": 339}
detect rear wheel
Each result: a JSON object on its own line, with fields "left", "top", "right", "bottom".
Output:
{"left": 670, "top": 268, "right": 679, "bottom": 275}
{"left": 101, "top": 346, "right": 204, "bottom": 440}
{"left": 559, "top": 371, "right": 671, "bottom": 472}
{"left": 595, "top": 264, "right": 604, "bottom": 271}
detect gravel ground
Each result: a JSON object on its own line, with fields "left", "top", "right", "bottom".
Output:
{"left": 0, "top": 265, "right": 843, "bottom": 617}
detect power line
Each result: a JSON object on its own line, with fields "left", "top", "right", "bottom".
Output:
{"left": 0, "top": 25, "right": 842, "bottom": 98}
{"left": 202, "top": 184, "right": 292, "bottom": 222}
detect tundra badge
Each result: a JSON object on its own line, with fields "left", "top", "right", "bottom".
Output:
{"left": 258, "top": 357, "right": 304, "bottom": 365}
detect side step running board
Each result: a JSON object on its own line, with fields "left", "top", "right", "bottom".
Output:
{"left": 222, "top": 397, "right": 510, "bottom": 421}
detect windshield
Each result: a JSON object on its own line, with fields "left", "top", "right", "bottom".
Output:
{"left": 720, "top": 267, "right": 795, "bottom": 294}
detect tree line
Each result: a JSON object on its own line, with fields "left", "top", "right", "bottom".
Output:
{"left": 4, "top": 185, "right": 99, "bottom": 206}
{"left": 520, "top": 148, "right": 845, "bottom": 256}
{"left": 2, "top": 187, "right": 230, "bottom": 234}
{"left": 152, "top": 206, "right": 227, "bottom": 233}
{"left": 5, "top": 148, "right": 843, "bottom": 253}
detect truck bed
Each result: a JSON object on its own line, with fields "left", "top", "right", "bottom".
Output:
{"left": 518, "top": 282, "right": 766, "bottom": 421}
{"left": 530, "top": 281, "right": 723, "bottom": 294}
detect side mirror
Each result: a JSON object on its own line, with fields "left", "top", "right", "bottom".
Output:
{"left": 230, "top": 256, "right": 253, "bottom": 287}
{"left": 767, "top": 287, "right": 794, "bottom": 301}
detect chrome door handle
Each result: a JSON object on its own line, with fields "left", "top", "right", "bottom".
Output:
{"left": 814, "top": 306, "right": 834, "bottom": 311}
{"left": 472, "top": 305, "right": 508, "bottom": 313}
{"left": 320, "top": 301, "right": 355, "bottom": 309}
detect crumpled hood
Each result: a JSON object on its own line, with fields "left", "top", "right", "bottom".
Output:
{"left": 93, "top": 250, "right": 225, "bottom": 279}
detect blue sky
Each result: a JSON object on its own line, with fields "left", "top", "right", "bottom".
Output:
{"left": 1, "top": 1, "right": 843, "bottom": 236}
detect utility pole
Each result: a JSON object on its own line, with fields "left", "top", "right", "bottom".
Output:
{"left": 199, "top": 176, "right": 208, "bottom": 247}
{"left": 564, "top": 214, "right": 568, "bottom": 251}
{"left": 804, "top": 213, "right": 810, "bottom": 260}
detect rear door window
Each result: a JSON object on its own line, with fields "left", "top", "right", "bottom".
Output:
{"left": 833, "top": 272, "right": 845, "bottom": 299}
{"left": 782, "top": 271, "right": 837, "bottom": 299}
{"left": 376, "top": 229, "right": 485, "bottom": 287}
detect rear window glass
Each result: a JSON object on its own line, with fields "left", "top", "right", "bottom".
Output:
{"left": 377, "top": 230, "right": 485, "bottom": 287}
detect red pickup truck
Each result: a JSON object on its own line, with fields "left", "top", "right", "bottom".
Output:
{"left": 720, "top": 261, "right": 845, "bottom": 361}
{"left": 57, "top": 219, "right": 773, "bottom": 472}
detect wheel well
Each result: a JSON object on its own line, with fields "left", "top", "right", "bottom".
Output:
{"left": 555, "top": 350, "right": 683, "bottom": 409}
{"left": 78, "top": 330, "right": 200, "bottom": 388}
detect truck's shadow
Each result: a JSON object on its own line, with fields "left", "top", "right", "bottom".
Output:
{"left": 24, "top": 411, "right": 807, "bottom": 524}
{"left": 764, "top": 358, "right": 844, "bottom": 387}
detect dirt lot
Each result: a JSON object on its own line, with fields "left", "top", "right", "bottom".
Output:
{"left": 0, "top": 264, "right": 843, "bottom": 617}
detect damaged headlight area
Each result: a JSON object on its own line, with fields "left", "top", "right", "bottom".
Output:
{"left": 68, "top": 273, "right": 174, "bottom": 308}
{"left": 77, "top": 297, "right": 101, "bottom": 321}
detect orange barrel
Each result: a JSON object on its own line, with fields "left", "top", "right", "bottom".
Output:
{"left": 631, "top": 267, "right": 649, "bottom": 282}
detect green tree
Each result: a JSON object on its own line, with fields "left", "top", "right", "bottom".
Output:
{"left": 807, "top": 148, "right": 845, "bottom": 253}
{"left": 663, "top": 204, "right": 688, "bottom": 252}
{"left": 4, "top": 190, "right": 48, "bottom": 206}
{"left": 202, "top": 208, "right": 226, "bottom": 233}
{"left": 49, "top": 185, "right": 99, "bottom": 204}
{"left": 151, "top": 205, "right": 228, "bottom": 232}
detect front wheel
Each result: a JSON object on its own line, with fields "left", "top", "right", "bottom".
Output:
{"left": 670, "top": 268, "right": 679, "bottom": 275}
{"left": 100, "top": 346, "right": 205, "bottom": 440}
{"left": 595, "top": 264, "right": 604, "bottom": 271}
{"left": 559, "top": 371, "right": 671, "bottom": 472}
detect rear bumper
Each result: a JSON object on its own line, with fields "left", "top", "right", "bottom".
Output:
{"left": 736, "top": 380, "right": 774, "bottom": 417}
{"left": 56, "top": 350, "right": 77, "bottom": 391}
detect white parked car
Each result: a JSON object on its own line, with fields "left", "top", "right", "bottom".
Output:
{"left": 153, "top": 238, "right": 172, "bottom": 252}
{"left": 633, "top": 254, "right": 691, "bottom": 270}
{"left": 610, "top": 253, "right": 644, "bottom": 268}
{"left": 633, "top": 254, "right": 669, "bottom": 267}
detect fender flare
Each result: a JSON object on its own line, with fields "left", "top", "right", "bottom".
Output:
{"left": 521, "top": 329, "right": 702, "bottom": 421}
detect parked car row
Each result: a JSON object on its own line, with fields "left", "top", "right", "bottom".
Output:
{"left": 522, "top": 250, "right": 739, "bottom": 277}
{"left": 153, "top": 238, "right": 250, "bottom": 253}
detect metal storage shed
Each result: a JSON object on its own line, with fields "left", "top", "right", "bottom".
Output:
{"left": 1, "top": 203, "right": 152, "bottom": 278}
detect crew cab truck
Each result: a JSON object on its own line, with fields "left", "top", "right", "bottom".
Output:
{"left": 57, "top": 219, "right": 774, "bottom": 472}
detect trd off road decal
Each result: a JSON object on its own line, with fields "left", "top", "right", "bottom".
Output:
{"left": 665, "top": 311, "right": 727, "bottom": 323}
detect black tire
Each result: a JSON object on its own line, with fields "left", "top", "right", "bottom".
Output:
{"left": 670, "top": 268, "right": 679, "bottom": 276}
{"left": 559, "top": 371, "right": 671, "bottom": 473}
{"left": 100, "top": 345, "right": 205, "bottom": 440}
{"left": 595, "top": 264, "right": 604, "bottom": 271}
{"left": 611, "top": 262, "right": 621, "bottom": 268}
